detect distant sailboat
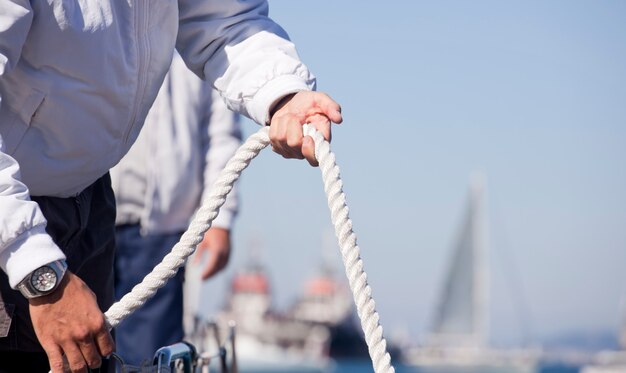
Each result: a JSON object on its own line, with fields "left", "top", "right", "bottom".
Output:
{"left": 403, "top": 175, "right": 539, "bottom": 373}
{"left": 429, "top": 174, "right": 489, "bottom": 349}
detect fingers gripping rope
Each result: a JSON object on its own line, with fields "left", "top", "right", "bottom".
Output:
{"left": 104, "top": 125, "right": 395, "bottom": 373}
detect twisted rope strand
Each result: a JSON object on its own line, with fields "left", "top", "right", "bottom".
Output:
{"left": 104, "top": 125, "right": 395, "bottom": 373}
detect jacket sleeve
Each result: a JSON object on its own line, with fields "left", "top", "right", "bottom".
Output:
{"left": 176, "top": 0, "right": 316, "bottom": 126}
{"left": 0, "top": 0, "right": 32, "bottom": 76}
{"left": 0, "top": 0, "right": 66, "bottom": 288}
{"left": 200, "top": 88, "right": 242, "bottom": 230}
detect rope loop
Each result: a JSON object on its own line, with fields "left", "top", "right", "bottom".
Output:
{"left": 104, "top": 125, "right": 395, "bottom": 373}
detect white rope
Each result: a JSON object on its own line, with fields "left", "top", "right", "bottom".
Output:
{"left": 104, "top": 125, "right": 395, "bottom": 373}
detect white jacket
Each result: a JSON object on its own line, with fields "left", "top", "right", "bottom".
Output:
{"left": 0, "top": 0, "right": 315, "bottom": 287}
{"left": 111, "top": 54, "right": 241, "bottom": 235}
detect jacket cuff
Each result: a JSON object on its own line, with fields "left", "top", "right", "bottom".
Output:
{"left": 211, "top": 209, "right": 235, "bottom": 230}
{"left": 0, "top": 225, "right": 66, "bottom": 288}
{"left": 249, "top": 75, "right": 312, "bottom": 125}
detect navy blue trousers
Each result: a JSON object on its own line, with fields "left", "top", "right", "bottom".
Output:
{"left": 113, "top": 225, "right": 185, "bottom": 366}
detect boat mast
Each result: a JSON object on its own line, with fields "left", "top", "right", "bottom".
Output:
{"left": 470, "top": 173, "right": 489, "bottom": 348}
{"left": 619, "top": 294, "right": 626, "bottom": 350}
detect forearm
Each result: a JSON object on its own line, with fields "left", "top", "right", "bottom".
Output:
{"left": 0, "top": 150, "right": 66, "bottom": 288}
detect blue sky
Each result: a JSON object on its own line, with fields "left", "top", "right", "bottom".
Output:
{"left": 200, "top": 1, "right": 626, "bottom": 346}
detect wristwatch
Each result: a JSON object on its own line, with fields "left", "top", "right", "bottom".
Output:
{"left": 16, "top": 260, "right": 68, "bottom": 299}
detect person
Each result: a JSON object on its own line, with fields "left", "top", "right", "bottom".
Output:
{"left": 111, "top": 53, "right": 242, "bottom": 366}
{"left": 0, "top": 1, "right": 342, "bottom": 372}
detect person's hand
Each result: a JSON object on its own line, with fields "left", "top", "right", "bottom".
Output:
{"left": 29, "top": 272, "right": 114, "bottom": 373}
{"left": 194, "top": 227, "right": 232, "bottom": 280}
{"left": 269, "top": 91, "right": 342, "bottom": 166}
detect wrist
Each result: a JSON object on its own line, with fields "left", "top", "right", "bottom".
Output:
{"left": 28, "top": 271, "right": 71, "bottom": 306}
{"left": 1, "top": 225, "right": 66, "bottom": 288}
{"left": 267, "top": 93, "right": 296, "bottom": 125}
{"left": 17, "top": 259, "right": 68, "bottom": 300}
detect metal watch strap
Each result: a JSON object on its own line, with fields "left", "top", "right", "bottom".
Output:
{"left": 16, "top": 260, "right": 68, "bottom": 299}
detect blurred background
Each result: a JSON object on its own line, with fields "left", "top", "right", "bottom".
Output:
{"left": 196, "top": 1, "right": 626, "bottom": 371}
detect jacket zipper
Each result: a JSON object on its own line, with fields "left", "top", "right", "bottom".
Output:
{"left": 124, "top": 0, "right": 151, "bottom": 143}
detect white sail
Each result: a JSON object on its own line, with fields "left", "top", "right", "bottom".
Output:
{"left": 404, "top": 175, "right": 539, "bottom": 373}
{"left": 429, "top": 175, "right": 489, "bottom": 348}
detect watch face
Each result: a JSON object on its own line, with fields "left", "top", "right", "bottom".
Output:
{"left": 30, "top": 266, "right": 58, "bottom": 292}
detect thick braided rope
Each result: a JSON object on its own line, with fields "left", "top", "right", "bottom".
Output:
{"left": 104, "top": 125, "right": 395, "bottom": 373}
{"left": 303, "top": 125, "right": 394, "bottom": 373}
